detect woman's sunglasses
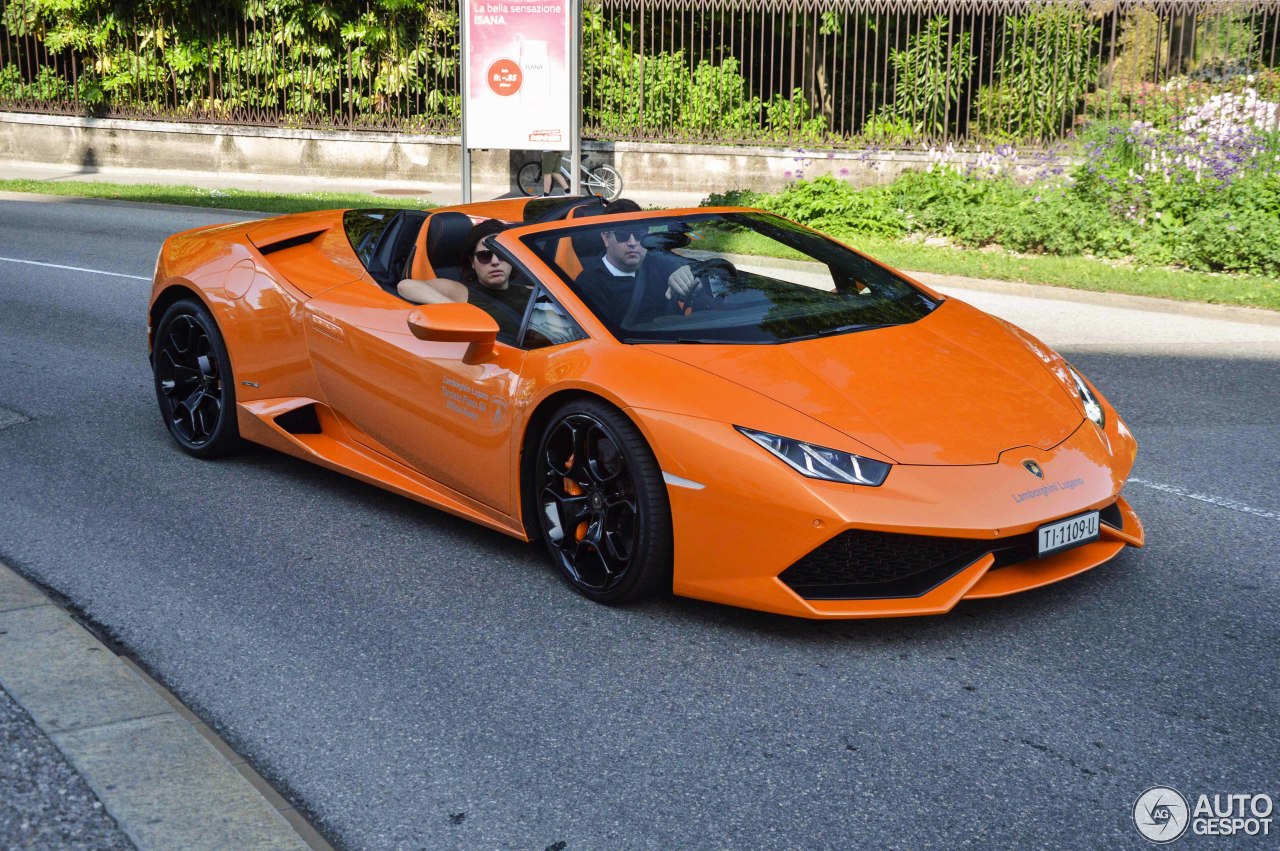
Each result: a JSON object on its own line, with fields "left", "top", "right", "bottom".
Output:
{"left": 472, "top": 249, "right": 499, "bottom": 264}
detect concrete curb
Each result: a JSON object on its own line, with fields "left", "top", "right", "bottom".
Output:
{"left": 0, "top": 563, "right": 333, "bottom": 851}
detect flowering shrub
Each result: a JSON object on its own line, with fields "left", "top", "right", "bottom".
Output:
{"left": 1180, "top": 90, "right": 1280, "bottom": 137}
{"left": 1072, "top": 83, "right": 1280, "bottom": 273}
{"left": 1083, "top": 69, "right": 1280, "bottom": 128}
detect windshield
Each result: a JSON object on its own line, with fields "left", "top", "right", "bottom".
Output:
{"left": 519, "top": 212, "right": 938, "bottom": 344}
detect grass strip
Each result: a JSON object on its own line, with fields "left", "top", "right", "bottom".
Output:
{"left": 0, "top": 178, "right": 435, "bottom": 215}
{"left": 2, "top": 178, "right": 1274, "bottom": 310}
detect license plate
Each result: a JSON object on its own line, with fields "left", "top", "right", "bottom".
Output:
{"left": 1037, "top": 511, "right": 1099, "bottom": 557}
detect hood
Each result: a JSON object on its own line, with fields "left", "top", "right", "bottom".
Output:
{"left": 642, "top": 299, "right": 1082, "bottom": 465}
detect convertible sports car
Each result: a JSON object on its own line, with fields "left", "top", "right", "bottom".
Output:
{"left": 149, "top": 195, "right": 1144, "bottom": 619}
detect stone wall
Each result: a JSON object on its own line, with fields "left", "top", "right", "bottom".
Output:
{"left": 0, "top": 112, "right": 961, "bottom": 196}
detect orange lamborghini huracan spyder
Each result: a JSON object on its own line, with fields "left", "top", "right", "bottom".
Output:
{"left": 149, "top": 195, "right": 1144, "bottom": 619}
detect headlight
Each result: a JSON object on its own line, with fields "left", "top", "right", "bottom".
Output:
{"left": 1067, "top": 366, "right": 1105, "bottom": 430}
{"left": 737, "top": 427, "right": 890, "bottom": 486}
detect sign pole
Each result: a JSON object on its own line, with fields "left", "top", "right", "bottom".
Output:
{"left": 569, "top": 0, "right": 582, "bottom": 197}
{"left": 459, "top": 0, "right": 472, "bottom": 203}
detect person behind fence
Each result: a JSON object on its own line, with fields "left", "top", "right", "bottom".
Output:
{"left": 573, "top": 198, "right": 701, "bottom": 322}
{"left": 398, "top": 219, "right": 576, "bottom": 344}
{"left": 541, "top": 150, "right": 570, "bottom": 196}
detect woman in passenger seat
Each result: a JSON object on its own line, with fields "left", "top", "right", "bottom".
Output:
{"left": 398, "top": 219, "right": 530, "bottom": 339}
{"left": 398, "top": 219, "right": 580, "bottom": 346}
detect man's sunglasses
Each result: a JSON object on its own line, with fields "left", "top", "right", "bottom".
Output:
{"left": 472, "top": 249, "right": 500, "bottom": 264}
{"left": 609, "top": 228, "right": 646, "bottom": 243}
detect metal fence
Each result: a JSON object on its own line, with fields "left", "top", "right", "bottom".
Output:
{"left": 1, "top": 0, "right": 1277, "bottom": 147}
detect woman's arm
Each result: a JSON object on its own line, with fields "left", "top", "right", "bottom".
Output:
{"left": 397, "top": 277, "right": 468, "bottom": 304}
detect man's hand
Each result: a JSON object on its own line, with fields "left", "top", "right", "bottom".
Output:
{"left": 664, "top": 265, "right": 700, "bottom": 301}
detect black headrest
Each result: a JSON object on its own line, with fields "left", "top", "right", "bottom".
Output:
{"left": 567, "top": 203, "right": 607, "bottom": 260}
{"left": 424, "top": 212, "right": 474, "bottom": 280}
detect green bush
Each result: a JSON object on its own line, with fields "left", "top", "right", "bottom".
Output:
{"left": 975, "top": 7, "right": 1099, "bottom": 144}
{"left": 1175, "top": 206, "right": 1280, "bottom": 276}
{"left": 702, "top": 189, "right": 768, "bottom": 209}
{"left": 700, "top": 176, "right": 905, "bottom": 239}
{"left": 583, "top": 9, "right": 824, "bottom": 142}
{"left": 0, "top": 63, "right": 104, "bottom": 106}
{"left": 1, "top": 0, "right": 460, "bottom": 124}
{"left": 866, "top": 17, "right": 974, "bottom": 140}
{"left": 761, "top": 176, "right": 907, "bottom": 239}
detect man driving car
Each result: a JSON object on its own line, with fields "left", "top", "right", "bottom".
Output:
{"left": 573, "top": 199, "right": 701, "bottom": 324}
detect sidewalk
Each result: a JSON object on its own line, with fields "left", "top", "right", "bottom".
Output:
{"left": 0, "top": 160, "right": 710, "bottom": 210}
{"left": 0, "top": 563, "right": 332, "bottom": 851}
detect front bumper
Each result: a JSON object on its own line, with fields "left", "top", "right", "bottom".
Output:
{"left": 633, "top": 408, "right": 1144, "bottom": 619}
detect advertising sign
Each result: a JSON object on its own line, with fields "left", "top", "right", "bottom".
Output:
{"left": 462, "top": 1, "right": 572, "bottom": 150}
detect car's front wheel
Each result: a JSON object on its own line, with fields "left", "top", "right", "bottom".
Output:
{"left": 152, "top": 298, "right": 243, "bottom": 458}
{"left": 533, "top": 399, "right": 672, "bottom": 603}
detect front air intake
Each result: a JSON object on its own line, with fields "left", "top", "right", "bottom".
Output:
{"left": 780, "top": 501, "right": 1123, "bottom": 600}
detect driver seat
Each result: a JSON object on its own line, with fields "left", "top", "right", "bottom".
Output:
{"left": 553, "top": 204, "right": 605, "bottom": 280}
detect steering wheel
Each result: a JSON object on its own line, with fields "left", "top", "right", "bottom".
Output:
{"left": 686, "top": 258, "right": 739, "bottom": 309}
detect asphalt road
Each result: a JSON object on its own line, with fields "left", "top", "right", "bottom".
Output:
{"left": 1, "top": 196, "right": 1277, "bottom": 849}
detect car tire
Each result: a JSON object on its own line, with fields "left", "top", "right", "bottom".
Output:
{"left": 152, "top": 298, "right": 244, "bottom": 458}
{"left": 533, "top": 398, "right": 673, "bottom": 603}
{"left": 517, "top": 162, "right": 543, "bottom": 197}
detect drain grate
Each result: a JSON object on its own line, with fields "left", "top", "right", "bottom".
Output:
{"left": 0, "top": 405, "right": 31, "bottom": 431}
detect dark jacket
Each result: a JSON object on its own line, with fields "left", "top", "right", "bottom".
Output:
{"left": 574, "top": 253, "right": 681, "bottom": 326}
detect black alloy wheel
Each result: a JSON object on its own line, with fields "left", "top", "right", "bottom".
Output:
{"left": 152, "top": 299, "right": 243, "bottom": 458}
{"left": 534, "top": 399, "right": 672, "bottom": 603}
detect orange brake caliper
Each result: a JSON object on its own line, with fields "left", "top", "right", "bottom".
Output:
{"left": 563, "top": 453, "right": 588, "bottom": 541}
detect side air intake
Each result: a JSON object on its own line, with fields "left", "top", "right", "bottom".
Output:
{"left": 274, "top": 405, "right": 322, "bottom": 435}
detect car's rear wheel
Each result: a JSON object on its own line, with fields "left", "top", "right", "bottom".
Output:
{"left": 534, "top": 399, "right": 672, "bottom": 603}
{"left": 152, "top": 298, "right": 243, "bottom": 458}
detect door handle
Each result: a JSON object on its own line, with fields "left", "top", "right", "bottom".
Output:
{"left": 309, "top": 313, "right": 345, "bottom": 341}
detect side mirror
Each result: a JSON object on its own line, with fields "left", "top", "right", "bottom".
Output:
{"left": 406, "top": 303, "right": 499, "bottom": 363}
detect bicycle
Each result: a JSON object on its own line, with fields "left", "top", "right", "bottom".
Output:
{"left": 517, "top": 153, "right": 623, "bottom": 202}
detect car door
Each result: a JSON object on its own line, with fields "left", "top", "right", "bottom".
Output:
{"left": 303, "top": 280, "right": 526, "bottom": 514}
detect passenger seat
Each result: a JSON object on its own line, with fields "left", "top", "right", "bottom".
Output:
{"left": 402, "top": 211, "right": 474, "bottom": 283}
